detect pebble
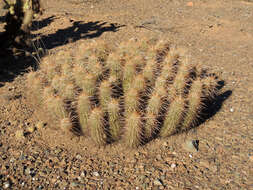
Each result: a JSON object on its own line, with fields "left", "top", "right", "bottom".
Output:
{"left": 154, "top": 179, "right": 163, "bottom": 186}
{"left": 76, "top": 154, "right": 82, "bottom": 160}
{"left": 80, "top": 171, "right": 86, "bottom": 177}
{"left": 27, "top": 126, "right": 35, "bottom": 133}
{"left": 93, "top": 171, "right": 100, "bottom": 177}
{"left": 230, "top": 107, "right": 234, "bottom": 112}
{"left": 3, "top": 181, "right": 11, "bottom": 189}
{"left": 171, "top": 163, "right": 177, "bottom": 169}
{"left": 15, "top": 130, "right": 24, "bottom": 139}
{"left": 182, "top": 140, "right": 199, "bottom": 152}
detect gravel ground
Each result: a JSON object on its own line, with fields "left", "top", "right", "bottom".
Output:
{"left": 0, "top": 0, "right": 253, "bottom": 189}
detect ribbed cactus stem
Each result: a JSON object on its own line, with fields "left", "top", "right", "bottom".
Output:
{"left": 143, "top": 59, "right": 155, "bottom": 83}
{"left": 124, "top": 111, "right": 143, "bottom": 148}
{"left": 173, "top": 59, "right": 191, "bottom": 95}
{"left": 123, "top": 60, "right": 137, "bottom": 92}
{"left": 146, "top": 92, "right": 163, "bottom": 116}
{"left": 99, "top": 80, "right": 112, "bottom": 110}
{"left": 124, "top": 88, "right": 140, "bottom": 115}
{"left": 154, "top": 86, "right": 168, "bottom": 100}
{"left": 181, "top": 79, "right": 203, "bottom": 130}
{"left": 88, "top": 108, "right": 107, "bottom": 146}
{"left": 202, "top": 76, "right": 218, "bottom": 98}
{"left": 154, "top": 76, "right": 167, "bottom": 92}
{"left": 154, "top": 39, "right": 169, "bottom": 53}
{"left": 27, "top": 73, "right": 44, "bottom": 105}
{"left": 51, "top": 75, "right": 63, "bottom": 93}
{"left": 61, "top": 62, "right": 73, "bottom": 80}
{"left": 119, "top": 38, "right": 139, "bottom": 56}
{"left": 43, "top": 61, "right": 60, "bottom": 82}
{"left": 160, "top": 96, "right": 185, "bottom": 137}
{"left": 108, "top": 99, "right": 121, "bottom": 141}
{"left": 77, "top": 92, "right": 91, "bottom": 134}
{"left": 43, "top": 86, "right": 54, "bottom": 102}
{"left": 144, "top": 112, "right": 158, "bottom": 140}
{"left": 132, "top": 74, "right": 145, "bottom": 92}
{"left": 87, "top": 61, "right": 103, "bottom": 78}
{"left": 92, "top": 41, "right": 110, "bottom": 61}
{"left": 107, "top": 53, "right": 123, "bottom": 80}
{"left": 61, "top": 83, "right": 75, "bottom": 100}
{"left": 60, "top": 117, "right": 72, "bottom": 132}
{"left": 45, "top": 96, "right": 68, "bottom": 121}
{"left": 160, "top": 62, "right": 174, "bottom": 83}
{"left": 80, "top": 73, "right": 97, "bottom": 96}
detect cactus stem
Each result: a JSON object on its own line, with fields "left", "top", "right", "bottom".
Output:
{"left": 124, "top": 111, "right": 143, "bottom": 148}
{"left": 89, "top": 107, "right": 107, "bottom": 146}
{"left": 160, "top": 96, "right": 185, "bottom": 137}
{"left": 108, "top": 99, "right": 121, "bottom": 141}
{"left": 77, "top": 92, "right": 91, "bottom": 134}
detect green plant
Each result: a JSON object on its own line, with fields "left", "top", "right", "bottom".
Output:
{"left": 26, "top": 38, "right": 220, "bottom": 148}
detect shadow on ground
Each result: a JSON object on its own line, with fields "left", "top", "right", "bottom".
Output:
{"left": 0, "top": 19, "right": 124, "bottom": 87}
{"left": 38, "top": 20, "right": 125, "bottom": 50}
{"left": 31, "top": 16, "right": 55, "bottom": 31}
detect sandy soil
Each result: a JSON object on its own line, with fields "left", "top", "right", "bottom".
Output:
{"left": 0, "top": 0, "right": 253, "bottom": 189}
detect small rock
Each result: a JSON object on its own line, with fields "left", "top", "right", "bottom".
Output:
{"left": 3, "top": 181, "right": 11, "bottom": 189}
{"left": 156, "top": 154, "right": 162, "bottom": 160}
{"left": 93, "top": 171, "right": 100, "bottom": 177}
{"left": 80, "top": 171, "right": 86, "bottom": 177}
{"left": 76, "top": 154, "right": 82, "bottom": 160}
{"left": 25, "top": 168, "right": 31, "bottom": 175}
{"left": 54, "top": 148, "right": 62, "bottom": 155}
{"left": 15, "top": 130, "right": 24, "bottom": 139}
{"left": 182, "top": 140, "right": 199, "bottom": 152}
{"left": 230, "top": 107, "right": 234, "bottom": 112}
{"left": 162, "top": 141, "right": 168, "bottom": 147}
{"left": 27, "top": 126, "right": 35, "bottom": 133}
{"left": 70, "top": 182, "right": 79, "bottom": 187}
{"left": 171, "top": 163, "right": 177, "bottom": 169}
{"left": 36, "top": 121, "right": 45, "bottom": 130}
{"left": 154, "top": 179, "right": 163, "bottom": 186}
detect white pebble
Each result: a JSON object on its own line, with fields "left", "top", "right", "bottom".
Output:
{"left": 230, "top": 108, "right": 234, "bottom": 112}
{"left": 3, "top": 182, "right": 10, "bottom": 189}
{"left": 93, "top": 171, "right": 100, "bottom": 177}
{"left": 171, "top": 163, "right": 176, "bottom": 169}
{"left": 189, "top": 154, "right": 193, "bottom": 158}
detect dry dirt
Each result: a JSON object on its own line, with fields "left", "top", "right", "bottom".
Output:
{"left": 0, "top": 0, "right": 253, "bottom": 189}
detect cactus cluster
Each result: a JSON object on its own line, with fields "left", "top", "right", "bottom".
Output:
{"left": 26, "top": 38, "right": 219, "bottom": 148}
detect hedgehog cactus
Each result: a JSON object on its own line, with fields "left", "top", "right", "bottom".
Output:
{"left": 26, "top": 38, "right": 220, "bottom": 148}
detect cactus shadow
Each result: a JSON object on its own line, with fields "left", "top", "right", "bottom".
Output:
{"left": 31, "top": 16, "right": 55, "bottom": 31}
{"left": 0, "top": 15, "right": 5, "bottom": 23}
{"left": 39, "top": 21, "right": 125, "bottom": 50}
{"left": 0, "top": 49, "right": 38, "bottom": 87}
{"left": 198, "top": 89, "right": 232, "bottom": 125}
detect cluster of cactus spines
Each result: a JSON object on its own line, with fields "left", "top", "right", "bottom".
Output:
{"left": 26, "top": 38, "right": 220, "bottom": 148}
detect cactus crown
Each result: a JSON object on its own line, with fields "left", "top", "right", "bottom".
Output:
{"left": 26, "top": 38, "right": 220, "bottom": 148}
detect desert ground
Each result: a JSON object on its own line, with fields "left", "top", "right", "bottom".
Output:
{"left": 0, "top": 0, "right": 253, "bottom": 189}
